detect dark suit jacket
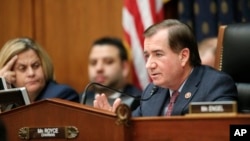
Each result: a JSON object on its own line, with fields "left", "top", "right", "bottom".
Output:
{"left": 81, "top": 84, "right": 142, "bottom": 111}
{"left": 132, "top": 65, "right": 238, "bottom": 117}
{"left": 35, "top": 80, "right": 79, "bottom": 102}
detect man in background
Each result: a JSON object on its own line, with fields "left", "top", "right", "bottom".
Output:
{"left": 198, "top": 37, "right": 218, "bottom": 68}
{"left": 80, "top": 37, "right": 142, "bottom": 111}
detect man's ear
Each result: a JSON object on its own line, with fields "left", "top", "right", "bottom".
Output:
{"left": 122, "top": 61, "right": 130, "bottom": 78}
{"left": 179, "top": 48, "right": 190, "bottom": 66}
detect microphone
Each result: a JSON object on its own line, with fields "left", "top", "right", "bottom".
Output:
{"left": 0, "top": 77, "right": 8, "bottom": 90}
{"left": 81, "top": 82, "right": 158, "bottom": 103}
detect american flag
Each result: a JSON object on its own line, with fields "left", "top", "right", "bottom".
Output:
{"left": 122, "top": 0, "right": 164, "bottom": 90}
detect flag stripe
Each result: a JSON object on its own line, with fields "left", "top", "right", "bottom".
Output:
{"left": 123, "top": 0, "right": 163, "bottom": 89}
{"left": 123, "top": 7, "right": 149, "bottom": 89}
{"left": 136, "top": 0, "right": 154, "bottom": 30}
{"left": 124, "top": 0, "right": 144, "bottom": 47}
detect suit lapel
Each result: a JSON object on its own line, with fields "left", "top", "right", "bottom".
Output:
{"left": 172, "top": 66, "right": 204, "bottom": 115}
{"left": 144, "top": 87, "right": 169, "bottom": 116}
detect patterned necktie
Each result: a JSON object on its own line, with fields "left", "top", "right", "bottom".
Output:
{"left": 166, "top": 91, "right": 179, "bottom": 116}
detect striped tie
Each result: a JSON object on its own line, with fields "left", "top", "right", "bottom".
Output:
{"left": 166, "top": 91, "right": 179, "bottom": 116}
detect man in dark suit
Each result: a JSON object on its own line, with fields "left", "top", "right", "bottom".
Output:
{"left": 81, "top": 37, "right": 142, "bottom": 111}
{"left": 93, "top": 19, "right": 237, "bottom": 116}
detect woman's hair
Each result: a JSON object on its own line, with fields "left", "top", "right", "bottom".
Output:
{"left": 0, "top": 37, "right": 54, "bottom": 81}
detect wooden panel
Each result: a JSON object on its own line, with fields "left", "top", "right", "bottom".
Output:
{"left": 33, "top": 0, "right": 123, "bottom": 93}
{"left": 2, "top": 100, "right": 249, "bottom": 141}
{"left": 131, "top": 115, "right": 250, "bottom": 141}
{"left": 0, "top": 0, "right": 33, "bottom": 46}
{"left": 0, "top": 99, "right": 131, "bottom": 141}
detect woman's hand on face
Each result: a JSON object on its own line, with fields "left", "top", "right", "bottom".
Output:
{"left": 93, "top": 93, "right": 121, "bottom": 112}
{"left": 0, "top": 55, "right": 18, "bottom": 86}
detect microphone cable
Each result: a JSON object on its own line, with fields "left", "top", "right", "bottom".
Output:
{"left": 82, "top": 82, "right": 159, "bottom": 103}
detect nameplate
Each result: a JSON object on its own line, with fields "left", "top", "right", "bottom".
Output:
{"left": 188, "top": 101, "right": 237, "bottom": 115}
{"left": 18, "top": 126, "right": 78, "bottom": 140}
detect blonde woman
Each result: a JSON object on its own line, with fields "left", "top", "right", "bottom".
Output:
{"left": 0, "top": 37, "right": 79, "bottom": 102}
